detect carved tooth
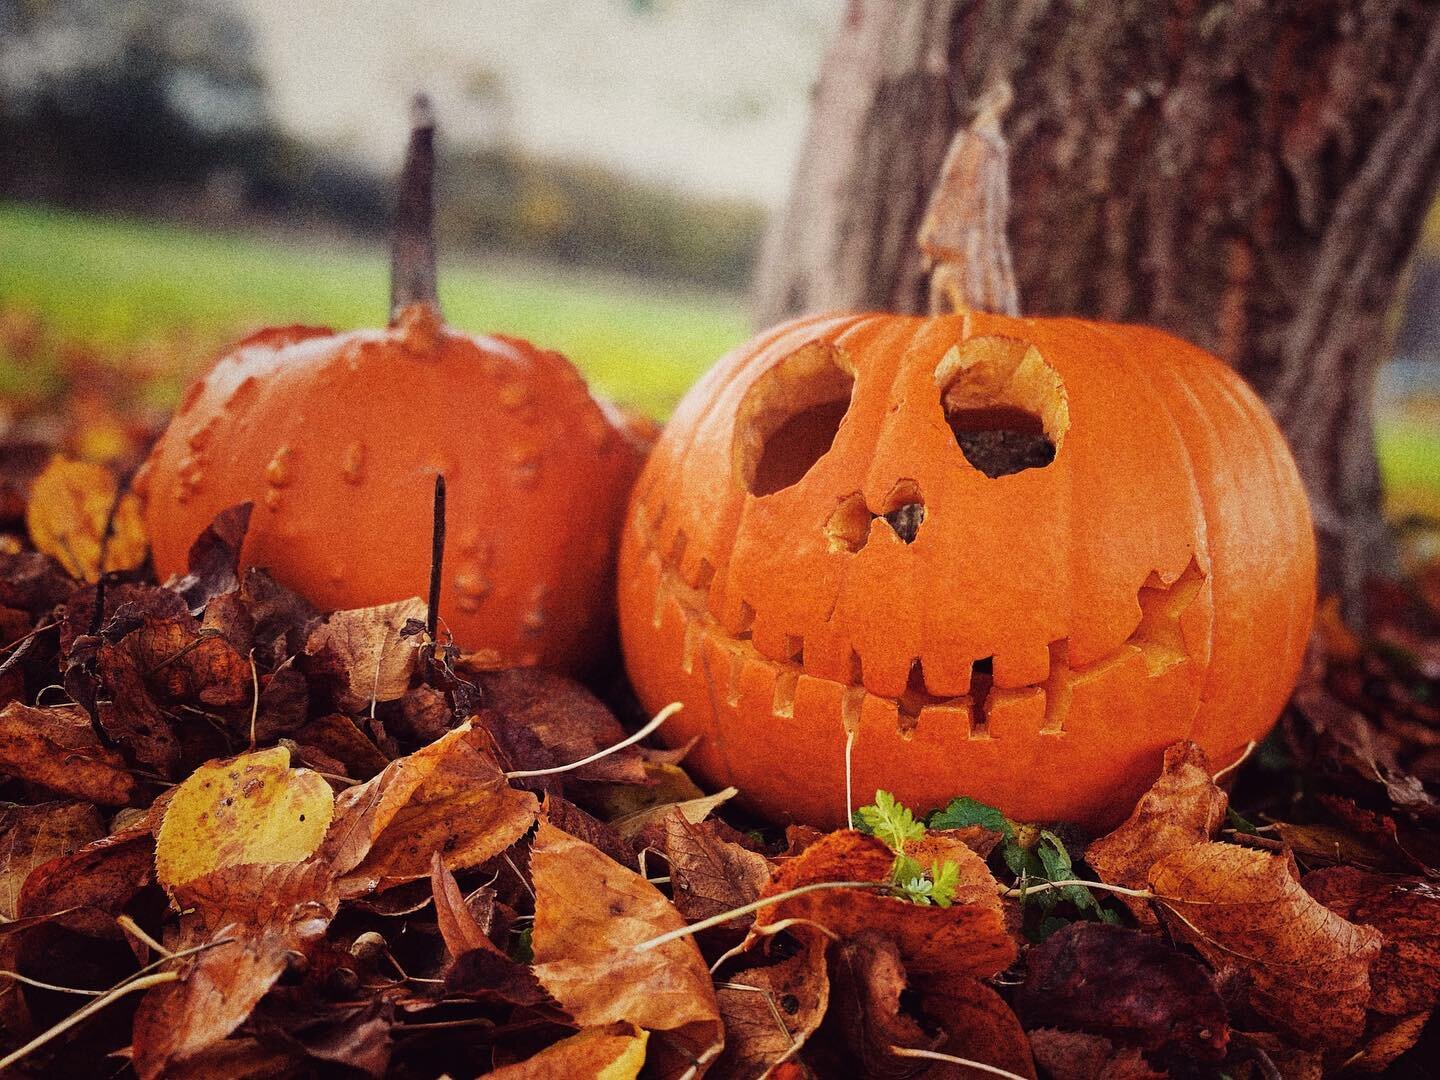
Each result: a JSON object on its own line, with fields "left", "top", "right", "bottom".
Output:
{"left": 840, "top": 685, "right": 865, "bottom": 734}
{"left": 682, "top": 616, "right": 702, "bottom": 675}
{"left": 725, "top": 648, "right": 745, "bottom": 708}
{"left": 772, "top": 669, "right": 798, "bottom": 718}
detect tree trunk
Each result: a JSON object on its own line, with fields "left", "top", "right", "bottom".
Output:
{"left": 754, "top": 0, "right": 1440, "bottom": 612}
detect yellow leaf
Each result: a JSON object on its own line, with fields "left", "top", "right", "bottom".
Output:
{"left": 25, "top": 455, "right": 147, "bottom": 581}
{"left": 489, "top": 1025, "right": 648, "bottom": 1079}
{"left": 156, "top": 746, "right": 334, "bottom": 890}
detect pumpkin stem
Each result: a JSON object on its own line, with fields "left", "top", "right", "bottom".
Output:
{"left": 391, "top": 93, "right": 440, "bottom": 320}
{"left": 918, "top": 80, "right": 1019, "bottom": 316}
{"left": 426, "top": 472, "right": 446, "bottom": 640}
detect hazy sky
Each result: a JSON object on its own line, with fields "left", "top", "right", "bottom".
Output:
{"left": 231, "top": 0, "right": 843, "bottom": 205}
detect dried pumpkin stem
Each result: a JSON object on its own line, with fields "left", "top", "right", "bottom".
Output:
{"left": 427, "top": 472, "right": 446, "bottom": 640}
{"left": 391, "top": 93, "right": 440, "bottom": 319}
{"left": 918, "top": 80, "right": 1019, "bottom": 316}
{"left": 890, "top": 1045, "right": 1031, "bottom": 1080}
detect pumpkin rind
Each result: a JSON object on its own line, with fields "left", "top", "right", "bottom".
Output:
{"left": 617, "top": 311, "right": 1315, "bottom": 830}
{"left": 143, "top": 304, "right": 645, "bottom": 673}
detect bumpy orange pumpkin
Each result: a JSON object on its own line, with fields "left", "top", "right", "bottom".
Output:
{"left": 142, "top": 103, "right": 645, "bottom": 672}
{"left": 617, "top": 311, "right": 1316, "bottom": 830}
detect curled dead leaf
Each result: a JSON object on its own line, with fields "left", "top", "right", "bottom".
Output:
{"left": 305, "top": 596, "right": 426, "bottom": 713}
{"left": 321, "top": 722, "right": 538, "bottom": 896}
{"left": 155, "top": 745, "right": 334, "bottom": 891}
{"left": 25, "top": 455, "right": 147, "bottom": 582}
{"left": 0, "top": 700, "right": 138, "bottom": 806}
{"left": 712, "top": 926, "right": 830, "bottom": 1079}
{"left": 1087, "top": 740, "right": 1227, "bottom": 922}
{"left": 663, "top": 810, "right": 772, "bottom": 925}
{"left": 529, "top": 821, "right": 722, "bottom": 1077}
{"left": 1149, "top": 841, "right": 1382, "bottom": 1048}
{"left": 1303, "top": 866, "right": 1440, "bottom": 1017}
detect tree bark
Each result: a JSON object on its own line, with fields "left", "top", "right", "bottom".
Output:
{"left": 754, "top": 0, "right": 1440, "bottom": 611}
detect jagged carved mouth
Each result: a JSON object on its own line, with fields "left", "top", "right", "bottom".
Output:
{"left": 637, "top": 503, "right": 1206, "bottom": 741}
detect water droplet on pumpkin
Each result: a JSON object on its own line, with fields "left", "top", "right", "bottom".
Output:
{"left": 265, "top": 488, "right": 284, "bottom": 511}
{"left": 341, "top": 441, "right": 366, "bottom": 485}
{"left": 266, "top": 446, "right": 293, "bottom": 488}
{"left": 457, "top": 526, "right": 482, "bottom": 556}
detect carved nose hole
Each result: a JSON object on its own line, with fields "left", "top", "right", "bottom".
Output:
{"left": 825, "top": 483, "right": 926, "bottom": 554}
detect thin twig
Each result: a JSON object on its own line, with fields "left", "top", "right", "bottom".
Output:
{"left": 0, "top": 970, "right": 180, "bottom": 1071}
{"left": 1000, "top": 878, "right": 1155, "bottom": 900}
{"left": 427, "top": 473, "right": 446, "bottom": 642}
{"left": 635, "top": 881, "right": 887, "bottom": 953}
{"left": 506, "top": 702, "right": 682, "bottom": 779}
{"left": 247, "top": 649, "right": 260, "bottom": 750}
{"left": 0, "top": 971, "right": 103, "bottom": 996}
{"left": 116, "top": 914, "right": 172, "bottom": 959}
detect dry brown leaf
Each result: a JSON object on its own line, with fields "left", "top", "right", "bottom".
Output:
{"left": 430, "top": 850, "right": 501, "bottom": 959}
{"left": 588, "top": 761, "right": 706, "bottom": 820}
{"left": 1026, "top": 1029, "right": 1166, "bottom": 1080}
{"left": 0, "top": 800, "right": 105, "bottom": 920}
{"left": 1345, "top": 1011, "right": 1431, "bottom": 1073}
{"left": 662, "top": 810, "right": 772, "bottom": 924}
{"left": 1149, "top": 841, "right": 1382, "bottom": 1048}
{"left": 322, "top": 722, "right": 538, "bottom": 895}
{"left": 529, "top": 821, "right": 722, "bottom": 1076}
{"left": 132, "top": 860, "right": 339, "bottom": 1079}
{"left": 1087, "top": 740, "right": 1227, "bottom": 921}
{"left": 0, "top": 700, "right": 137, "bottom": 806}
{"left": 749, "top": 831, "right": 1014, "bottom": 980}
{"left": 918, "top": 978, "right": 1037, "bottom": 1080}
{"left": 488, "top": 1023, "right": 649, "bottom": 1080}
{"left": 612, "top": 785, "right": 737, "bottom": 842}
{"left": 155, "top": 745, "right": 334, "bottom": 890}
{"left": 1014, "top": 922, "right": 1227, "bottom": 1062}
{"left": 305, "top": 596, "right": 426, "bottom": 713}
{"left": 473, "top": 668, "right": 647, "bottom": 785}
{"left": 1303, "top": 866, "right": 1440, "bottom": 1016}
{"left": 812, "top": 930, "right": 942, "bottom": 1078}
{"left": 711, "top": 927, "right": 829, "bottom": 1079}
{"left": 25, "top": 455, "right": 147, "bottom": 581}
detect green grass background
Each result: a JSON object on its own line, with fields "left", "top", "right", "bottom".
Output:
{"left": 0, "top": 202, "right": 746, "bottom": 417}
{"left": 2, "top": 202, "right": 1436, "bottom": 516}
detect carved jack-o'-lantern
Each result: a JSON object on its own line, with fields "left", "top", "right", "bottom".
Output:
{"left": 616, "top": 309, "right": 1316, "bottom": 830}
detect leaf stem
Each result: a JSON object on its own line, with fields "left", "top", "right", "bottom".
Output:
{"left": 634, "top": 880, "right": 888, "bottom": 953}
{"left": 506, "top": 701, "right": 682, "bottom": 779}
{"left": 999, "top": 878, "right": 1154, "bottom": 900}
{"left": 891, "top": 1045, "right": 1031, "bottom": 1080}
{"left": 0, "top": 970, "right": 180, "bottom": 1071}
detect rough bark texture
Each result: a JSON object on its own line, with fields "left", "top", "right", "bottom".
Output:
{"left": 754, "top": 0, "right": 1440, "bottom": 610}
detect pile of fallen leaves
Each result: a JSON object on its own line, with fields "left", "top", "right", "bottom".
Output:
{"left": 1, "top": 370, "right": 1439, "bottom": 1077}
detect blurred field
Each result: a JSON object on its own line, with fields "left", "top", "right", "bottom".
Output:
{"left": 0, "top": 203, "right": 748, "bottom": 417}
{"left": 1, "top": 201, "right": 1436, "bottom": 521}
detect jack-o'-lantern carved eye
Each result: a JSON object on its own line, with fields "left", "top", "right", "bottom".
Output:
{"left": 936, "top": 336, "right": 1069, "bottom": 478}
{"left": 735, "top": 342, "right": 856, "bottom": 496}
